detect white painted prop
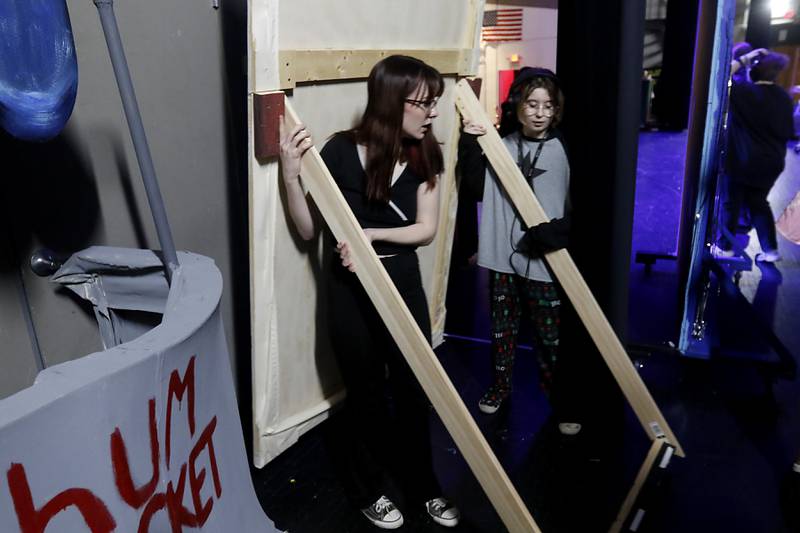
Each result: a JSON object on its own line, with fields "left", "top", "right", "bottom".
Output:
{"left": 248, "top": 0, "right": 484, "bottom": 465}
{"left": 0, "top": 248, "right": 276, "bottom": 532}
{"left": 283, "top": 99, "right": 542, "bottom": 532}
{"left": 453, "top": 79, "right": 685, "bottom": 457}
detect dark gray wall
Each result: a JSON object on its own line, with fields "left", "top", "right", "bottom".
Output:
{"left": 0, "top": 0, "right": 249, "bottom": 400}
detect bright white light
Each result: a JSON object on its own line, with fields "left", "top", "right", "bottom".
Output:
{"left": 772, "top": 0, "right": 792, "bottom": 19}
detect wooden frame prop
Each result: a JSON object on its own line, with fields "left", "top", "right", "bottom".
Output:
{"left": 279, "top": 49, "right": 472, "bottom": 89}
{"left": 453, "top": 79, "right": 685, "bottom": 457}
{"left": 428, "top": 113, "right": 463, "bottom": 346}
{"left": 281, "top": 96, "right": 542, "bottom": 532}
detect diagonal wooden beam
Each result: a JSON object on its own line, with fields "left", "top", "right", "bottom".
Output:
{"left": 280, "top": 95, "right": 542, "bottom": 532}
{"left": 453, "top": 79, "right": 685, "bottom": 457}
{"left": 428, "top": 113, "right": 462, "bottom": 347}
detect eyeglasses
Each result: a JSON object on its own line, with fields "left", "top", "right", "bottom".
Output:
{"left": 405, "top": 97, "right": 439, "bottom": 112}
{"left": 522, "top": 101, "right": 555, "bottom": 117}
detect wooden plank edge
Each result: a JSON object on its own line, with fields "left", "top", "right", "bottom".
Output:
{"left": 429, "top": 113, "right": 463, "bottom": 347}
{"left": 279, "top": 48, "right": 472, "bottom": 89}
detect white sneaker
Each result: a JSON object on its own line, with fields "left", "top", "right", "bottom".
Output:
{"left": 558, "top": 422, "right": 582, "bottom": 436}
{"left": 361, "top": 495, "right": 403, "bottom": 529}
{"left": 755, "top": 250, "right": 781, "bottom": 263}
{"left": 425, "top": 497, "right": 460, "bottom": 527}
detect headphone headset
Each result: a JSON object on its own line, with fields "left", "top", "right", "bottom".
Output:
{"left": 509, "top": 67, "right": 560, "bottom": 94}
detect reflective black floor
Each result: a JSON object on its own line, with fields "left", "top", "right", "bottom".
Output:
{"left": 252, "top": 133, "right": 800, "bottom": 532}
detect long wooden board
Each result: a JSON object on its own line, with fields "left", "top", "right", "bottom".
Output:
{"left": 453, "top": 79, "right": 685, "bottom": 457}
{"left": 281, "top": 96, "right": 541, "bottom": 532}
{"left": 279, "top": 49, "right": 472, "bottom": 89}
{"left": 428, "top": 113, "right": 462, "bottom": 347}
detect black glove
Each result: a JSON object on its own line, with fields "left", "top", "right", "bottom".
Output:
{"left": 517, "top": 215, "right": 570, "bottom": 255}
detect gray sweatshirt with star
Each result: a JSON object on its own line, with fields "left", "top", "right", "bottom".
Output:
{"left": 477, "top": 131, "right": 570, "bottom": 282}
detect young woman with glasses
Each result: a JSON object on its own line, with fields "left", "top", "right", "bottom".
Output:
{"left": 279, "top": 55, "right": 459, "bottom": 530}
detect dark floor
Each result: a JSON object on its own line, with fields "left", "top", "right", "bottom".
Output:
{"left": 252, "top": 132, "right": 800, "bottom": 532}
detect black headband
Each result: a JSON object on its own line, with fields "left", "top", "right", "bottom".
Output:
{"left": 509, "top": 67, "right": 561, "bottom": 97}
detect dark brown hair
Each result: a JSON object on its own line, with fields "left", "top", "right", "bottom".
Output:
{"left": 348, "top": 55, "right": 444, "bottom": 203}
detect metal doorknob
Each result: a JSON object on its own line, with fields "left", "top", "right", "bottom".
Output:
{"left": 30, "top": 248, "right": 64, "bottom": 277}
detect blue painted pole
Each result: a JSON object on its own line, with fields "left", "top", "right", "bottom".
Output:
{"left": 93, "top": 0, "right": 179, "bottom": 283}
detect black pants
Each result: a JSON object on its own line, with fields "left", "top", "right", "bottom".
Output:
{"left": 720, "top": 178, "right": 778, "bottom": 252}
{"left": 325, "top": 252, "right": 440, "bottom": 509}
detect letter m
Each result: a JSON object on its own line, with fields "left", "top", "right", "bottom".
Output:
{"left": 165, "top": 356, "right": 196, "bottom": 470}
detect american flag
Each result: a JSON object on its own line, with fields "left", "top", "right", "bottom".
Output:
{"left": 482, "top": 8, "right": 524, "bottom": 42}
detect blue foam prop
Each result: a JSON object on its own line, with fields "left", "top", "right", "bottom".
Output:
{"left": 0, "top": 0, "right": 78, "bottom": 141}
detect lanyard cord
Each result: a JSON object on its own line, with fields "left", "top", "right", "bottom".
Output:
{"left": 509, "top": 133, "right": 546, "bottom": 279}
{"left": 517, "top": 134, "right": 545, "bottom": 184}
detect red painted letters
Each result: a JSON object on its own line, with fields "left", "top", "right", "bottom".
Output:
{"left": 7, "top": 355, "right": 223, "bottom": 532}
{"left": 188, "top": 416, "right": 221, "bottom": 525}
{"left": 7, "top": 463, "right": 116, "bottom": 533}
{"left": 165, "top": 356, "right": 196, "bottom": 470}
{"left": 111, "top": 398, "right": 160, "bottom": 509}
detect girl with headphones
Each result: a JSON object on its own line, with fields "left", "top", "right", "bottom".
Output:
{"left": 459, "top": 68, "right": 578, "bottom": 435}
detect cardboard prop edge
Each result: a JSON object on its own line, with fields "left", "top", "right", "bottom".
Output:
{"left": 280, "top": 97, "right": 542, "bottom": 533}
{"left": 279, "top": 48, "right": 471, "bottom": 89}
{"left": 453, "top": 79, "right": 685, "bottom": 458}
{"left": 0, "top": 248, "right": 276, "bottom": 532}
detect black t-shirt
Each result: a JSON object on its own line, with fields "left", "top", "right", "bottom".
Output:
{"left": 320, "top": 133, "right": 425, "bottom": 256}
{"left": 726, "top": 80, "right": 795, "bottom": 187}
